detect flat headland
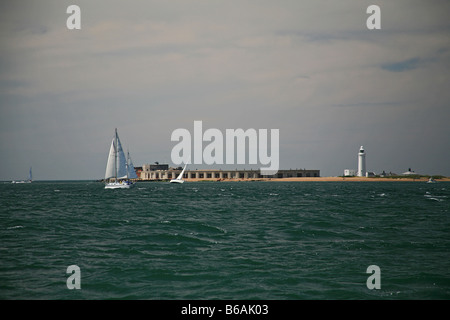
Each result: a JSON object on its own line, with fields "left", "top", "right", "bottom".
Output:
{"left": 268, "top": 176, "right": 450, "bottom": 182}
{"left": 174, "top": 176, "right": 450, "bottom": 182}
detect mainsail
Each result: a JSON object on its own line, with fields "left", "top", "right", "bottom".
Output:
{"left": 115, "top": 135, "right": 128, "bottom": 179}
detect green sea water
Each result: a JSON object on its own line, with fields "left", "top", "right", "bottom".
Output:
{"left": 0, "top": 181, "right": 449, "bottom": 299}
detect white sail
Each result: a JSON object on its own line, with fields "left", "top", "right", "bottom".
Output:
{"left": 28, "top": 167, "right": 32, "bottom": 182}
{"left": 105, "top": 139, "right": 116, "bottom": 179}
{"left": 170, "top": 163, "right": 187, "bottom": 183}
{"left": 127, "top": 152, "right": 138, "bottom": 179}
{"left": 115, "top": 135, "right": 128, "bottom": 179}
{"left": 176, "top": 163, "right": 187, "bottom": 180}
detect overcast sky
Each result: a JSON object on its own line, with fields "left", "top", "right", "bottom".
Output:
{"left": 1, "top": 0, "right": 449, "bottom": 180}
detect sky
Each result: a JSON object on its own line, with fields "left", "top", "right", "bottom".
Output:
{"left": 1, "top": 0, "right": 449, "bottom": 180}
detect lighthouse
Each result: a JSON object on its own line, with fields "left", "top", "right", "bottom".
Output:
{"left": 357, "top": 146, "right": 366, "bottom": 177}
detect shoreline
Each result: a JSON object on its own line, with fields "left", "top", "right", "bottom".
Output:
{"left": 267, "top": 176, "right": 450, "bottom": 182}
{"left": 143, "top": 176, "right": 450, "bottom": 182}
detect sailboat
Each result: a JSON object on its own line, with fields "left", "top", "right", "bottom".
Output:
{"left": 170, "top": 163, "right": 187, "bottom": 184}
{"left": 427, "top": 177, "right": 437, "bottom": 183}
{"left": 12, "top": 167, "right": 32, "bottom": 184}
{"left": 104, "top": 129, "right": 137, "bottom": 189}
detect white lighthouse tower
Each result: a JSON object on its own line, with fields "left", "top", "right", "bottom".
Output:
{"left": 357, "top": 146, "right": 366, "bottom": 177}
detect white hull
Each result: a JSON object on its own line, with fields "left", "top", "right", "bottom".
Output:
{"left": 105, "top": 181, "right": 135, "bottom": 189}
{"left": 170, "top": 179, "right": 184, "bottom": 184}
{"left": 12, "top": 180, "right": 31, "bottom": 184}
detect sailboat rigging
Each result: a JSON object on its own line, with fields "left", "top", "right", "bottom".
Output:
{"left": 104, "top": 128, "right": 137, "bottom": 189}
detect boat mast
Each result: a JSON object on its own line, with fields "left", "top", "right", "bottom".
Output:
{"left": 126, "top": 150, "right": 130, "bottom": 181}
{"left": 114, "top": 128, "right": 118, "bottom": 182}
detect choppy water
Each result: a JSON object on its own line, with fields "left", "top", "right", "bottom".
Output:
{"left": 1, "top": 181, "right": 449, "bottom": 299}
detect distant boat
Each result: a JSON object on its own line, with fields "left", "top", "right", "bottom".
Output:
{"left": 170, "top": 163, "right": 187, "bottom": 184}
{"left": 12, "top": 167, "right": 32, "bottom": 184}
{"left": 427, "top": 177, "right": 437, "bottom": 183}
{"left": 104, "top": 129, "right": 137, "bottom": 189}
{"left": 126, "top": 150, "right": 138, "bottom": 180}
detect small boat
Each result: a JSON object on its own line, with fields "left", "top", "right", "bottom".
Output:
{"left": 12, "top": 167, "right": 32, "bottom": 184}
{"left": 427, "top": 177, "right": 436, "bottom": 183}
{"left": 104, "top": 129, "right": 137, "bottom": 189}
{"left": 170, "top": 163, "right": 187, "bottom": 184}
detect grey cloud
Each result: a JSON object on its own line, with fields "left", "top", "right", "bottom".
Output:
{"left": 381, "top": 57, "right": 422, "bottom": 72}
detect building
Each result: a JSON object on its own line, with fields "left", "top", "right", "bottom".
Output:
{"left": 344, "top": 169, "right": 356, "bottom": 176}
{"left": 357, "top": 146, "right": 366, "bottom": 177}
{"left": 145, "top": 163, "right": 169, "bottom": 171}
{"left": 402, "top": 168, "right": 418, "bottom": 175}
{"left": 140, "top": 165, "right": 320, "bottom": 181}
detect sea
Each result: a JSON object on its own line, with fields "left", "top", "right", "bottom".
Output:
{"left": 0, "top": 180, "right": 449, "bottom": 300}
